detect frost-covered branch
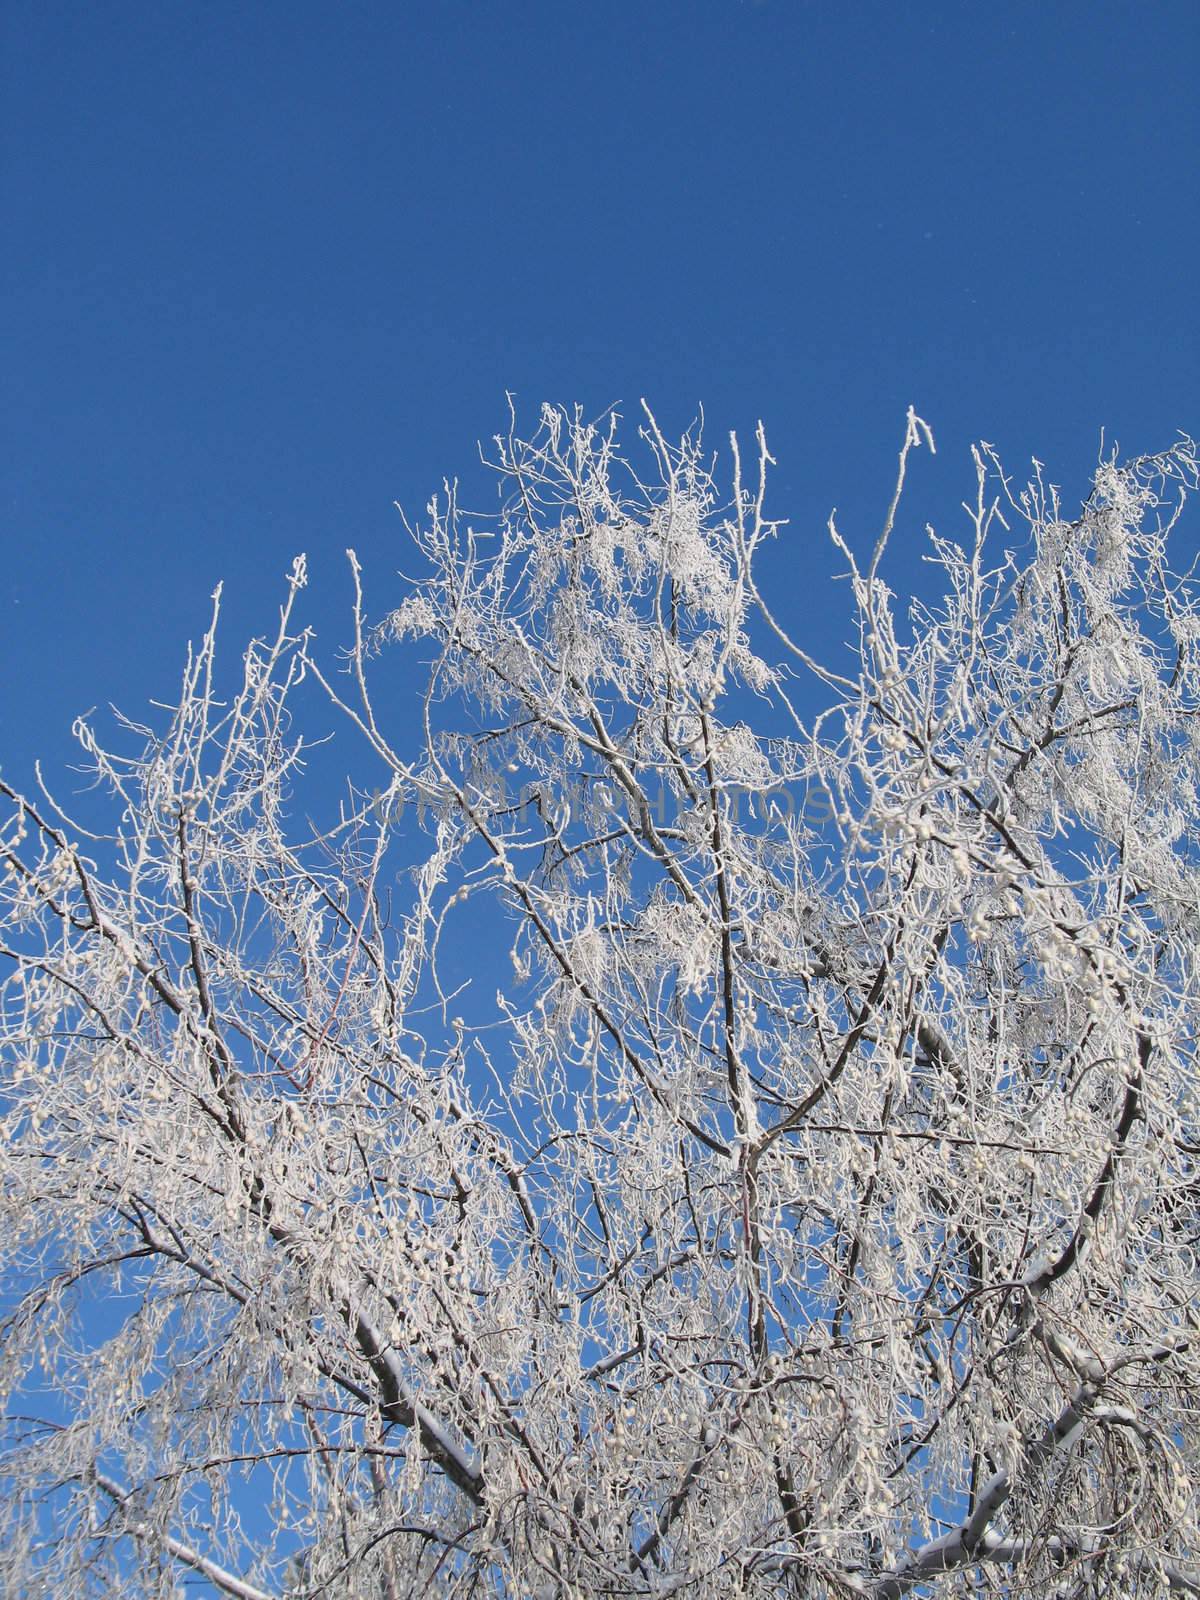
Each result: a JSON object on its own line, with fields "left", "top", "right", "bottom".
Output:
{"left": 3, "top": 407, "right": 1198, "bottom": 1596}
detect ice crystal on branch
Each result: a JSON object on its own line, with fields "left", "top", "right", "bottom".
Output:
{"left": 2, "top": 406, "right": 1199, "bottom": 1598}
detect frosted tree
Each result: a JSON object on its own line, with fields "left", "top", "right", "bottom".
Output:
{"left": 2, "top": 404, "right": 1199, "bottom": 1598}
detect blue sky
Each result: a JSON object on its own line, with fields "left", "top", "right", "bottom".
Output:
{"left": 0, "top": 7, "right": 1196, "bottom": 1587}
{"left": 2, "top": 0, "right": 1196, "bottom": 788}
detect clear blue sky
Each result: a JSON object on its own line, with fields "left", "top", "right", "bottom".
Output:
{"left": 0, "top": 11, "right": 1195, "bottom": 1582}
{"left": 3, "top": 0, "right": 1196, "bottom": 787}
